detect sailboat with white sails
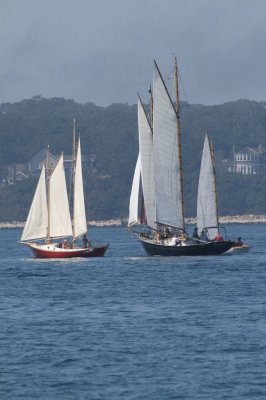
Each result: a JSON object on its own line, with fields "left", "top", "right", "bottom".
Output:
{"left": 197, "top": 132, "right": 228, "bottom": 241}
{"left": 197, "top": 133, "right": 250, "bottom": 253}
{"left": 128, "top": 59, "right": 232, "bottom": 256}
{"left": 20, "top": 123, "right": 108, "bottom": 258}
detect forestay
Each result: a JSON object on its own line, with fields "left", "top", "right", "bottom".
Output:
{"left": 128, "top": 154, "right": 141, "bottom": 227}
{"left": 49, "top": 154, "right": 73, "bottom": 238}
{"left": 138, "top": 97, "right": 156, "bottom": 229}
{"left": 21, "top": 166, "right": 48, "bottom": 241}
{"left": 153, "top": 61, "right": 184, "bottom": 229}
{"left": 197, "top": 134, "right": 219, "bottom": 238}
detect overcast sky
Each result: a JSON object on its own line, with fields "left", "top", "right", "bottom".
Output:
{"left": 1, "top": 0, "right": 266, "bottom": 106}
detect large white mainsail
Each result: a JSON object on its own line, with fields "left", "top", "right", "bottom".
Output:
{"left": 138, "top": 96, "right": 156, "bottom": 229}
{"left": 49, "top": 154, "right": 73, "bottom": 238}
{"left": 197, "top": 133, "right": 219, "bottom": 238}
{"left": 73, "top": 137, "right": 87, "bottom": 239}
{"left": 128, "top": 153, "right": 141, "bottom": 227}
{"left": 153, "top": 61, "right": 184, "bottom": 229}
{"left": 21, "top": 166, "right": 48, "bottom": 241}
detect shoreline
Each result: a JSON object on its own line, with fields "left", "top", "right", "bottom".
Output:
{"left": 1, "top": 215, "right": 266, "bottom": 228}
{"left": 185, "top": 214, "right": 266, "bottom": 224}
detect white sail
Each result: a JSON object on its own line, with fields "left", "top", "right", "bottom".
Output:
{"left": 153, "top": 61, "right": 184, "bottom": 228}
{"left": 138, "top": 97, "right": 156, "bottom": 229}
{"left": 128, "top": 154, "right": 141, "bottom": 227}
{"left": 49, "top": 154, "right": 73, "bottom": 238}
{"left": 197, "top": 134, "right": 219, "bottom": 238}
{"left": 21, "top": 166, "right": 48, "bottom": 241}
{"left": 73, "top": 138, "right": 87, "bottom": 239}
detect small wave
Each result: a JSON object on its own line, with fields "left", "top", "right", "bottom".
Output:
{"left": 18, "top": 273, "right": 49, "bottom": 278}
{"left": 53, "top": 358, "right": 80, "bottom": 366}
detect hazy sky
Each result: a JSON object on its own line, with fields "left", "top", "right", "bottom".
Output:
{"left": 1, "top": 0, "right": 266, "bottom": 106}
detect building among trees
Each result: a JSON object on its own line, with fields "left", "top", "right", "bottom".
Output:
{"left": 4, "top": 149, "right": 97, "bottom": 184}
{"left": 231, "top": 145, "right": 266, "bottom": 174}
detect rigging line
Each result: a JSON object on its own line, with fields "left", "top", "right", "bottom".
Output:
{"left": 178, "top": 69, "right": 190, "bottom": 106}
{"left": 173, "top": 66, "right": 191, "bottom": 141}
{"left": 166, "top": 63, "right": 190, "bottom": 110}
{"left": 171, "top": 57, "right": 190, "bottom": 107}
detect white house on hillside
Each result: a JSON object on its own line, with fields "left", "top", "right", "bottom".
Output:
{"left": 232, "top": 145, "right": 266, "bottom": 174}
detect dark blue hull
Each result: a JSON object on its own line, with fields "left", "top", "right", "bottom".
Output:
{"left": 139, "top": 236, "right": 232, "bottom": 256}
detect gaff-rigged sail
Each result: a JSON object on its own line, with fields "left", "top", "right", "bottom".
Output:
{"left": 73, "top": 138, "right": 87, "bottom": 239}
{"left": 49, "top": 154, "right": 73, "bottom": 238}
{"left": 21, "top": 166, "right": 48, "bottom": 241}
{"left": 153, "top": 61, "right": 184, "bottom": 229}
{"left": 128, "top": 154, "right": 141, "bottom": 227}
{"left": 138, "top": 96, "right": 156, "bottom": 229}
{"left": 197, "top": 133, "right": 219, "bottom": 238}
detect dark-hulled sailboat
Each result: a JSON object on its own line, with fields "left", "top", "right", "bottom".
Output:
{"left": 128, "top": 59, "right": 232, "bottom": 256}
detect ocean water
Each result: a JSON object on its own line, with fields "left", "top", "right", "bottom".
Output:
{"left": 0, "top": 224, "right": 266, "bottom": 399}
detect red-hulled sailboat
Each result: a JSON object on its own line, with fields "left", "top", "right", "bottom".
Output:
{"left": 20, "top": 122, "right": 108, "bottom": 258}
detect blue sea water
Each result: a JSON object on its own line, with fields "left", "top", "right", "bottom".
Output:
{"left": 0, "top": 224, "right": 266, "bottom": 399}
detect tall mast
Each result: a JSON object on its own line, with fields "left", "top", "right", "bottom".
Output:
{"left": 209, "top": 133, "right": 219, "bottom": 228}
{"left": 72, "top": 119, "right": 76, "bottom": 169}
{"left": 233, "top": 143, "right": 235, "bottom": 173}
{"left": 174, "top": 57, "right": 185, "bottom": 230}
{"left": 149, "top": 85, "right": 153, "bottom": 128}
{"left": 46, "top": 145, "right": 51, "bottom": 242}
{"left": 72, "top": 119, "right": 76, "bottom": 239}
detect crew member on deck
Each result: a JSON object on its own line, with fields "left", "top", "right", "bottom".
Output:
{"left": 192, "top": 226, "right": 199, "bottom": 239}
{"left": 169, "top": 236, "right": 178, "bottom": 246}
{"left": 236, "top": 237, "right": 243, "bottom": 246}
{"left": 213, "top": 231, "right": 224, "bottom": 241}
{"left": 201, "top": 229, "right": 209, "bottom": 241}
{"left": 82, "top": 234, "right": 90, "bottom": 248}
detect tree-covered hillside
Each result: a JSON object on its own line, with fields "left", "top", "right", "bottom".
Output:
{"left": 0, "top": 96, "right": 266, "bottom": 221}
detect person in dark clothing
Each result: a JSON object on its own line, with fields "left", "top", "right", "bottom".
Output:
{"left": 192, "top": 226, "right": 199, "bottom": 239}
{"left": 236, "top": 237, "right": 243, "bottom": 246}
{"left": 82, "top": 234, "right": 90, "bottom": 248}
{"left": 200, "top": 229, "right": 209, "bottom": 241}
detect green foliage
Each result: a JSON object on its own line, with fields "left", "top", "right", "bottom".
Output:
{"left": 0, "top": 178, "right": 37, "bottom": 221}
{"left": 217, "top": 172, "right": 266, "bottom": 215}
{"left": 1, "top": 97, "right": 266, "bottom": 221}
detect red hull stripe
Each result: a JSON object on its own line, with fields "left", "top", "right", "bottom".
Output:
{"left": 26, "top": 243, "right": 109, "bottom": 258}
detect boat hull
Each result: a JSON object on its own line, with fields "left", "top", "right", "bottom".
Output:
{"left": 24, "top": 242, "right": 109, "bottom": 258}
{"left": 226, "top": 244, "right": 250, "bottom": 254}
{"left": 139, "top": 236, "right": 232, "bottom": 256}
